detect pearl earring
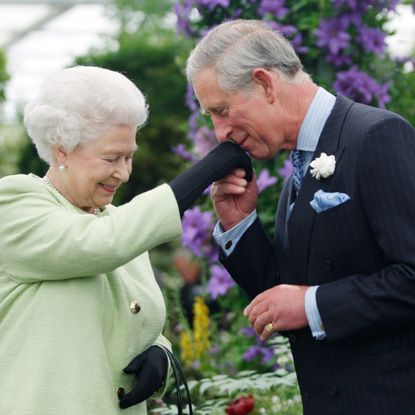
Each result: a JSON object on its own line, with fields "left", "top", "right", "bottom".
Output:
{"left": 59, "top": 165, "right": 65, "bottom": 172}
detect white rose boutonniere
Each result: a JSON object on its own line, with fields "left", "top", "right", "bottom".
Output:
{"left": 310, "top": 152, "right": 336, "bottom": 180}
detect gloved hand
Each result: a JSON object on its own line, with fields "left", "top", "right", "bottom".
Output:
{"left": 118, "top": 345, "right": 168, "bottom": 409}
{"left": 169, "top": 141, "right": 252, "bottom": 215}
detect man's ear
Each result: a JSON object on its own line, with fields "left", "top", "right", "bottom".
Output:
{"left": 252, "top": 68, "right": 277, "bottom": 103}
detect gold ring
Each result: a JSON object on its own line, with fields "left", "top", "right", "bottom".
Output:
{"left": 265, "top": 323, "right": 274, "bottom": 333}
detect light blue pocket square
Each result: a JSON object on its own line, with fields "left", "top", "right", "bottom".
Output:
{"left": 310, "top": 190, "right": 351, "bottom": 213}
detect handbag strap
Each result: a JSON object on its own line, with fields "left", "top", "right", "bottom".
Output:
{"left": 161, "top": 347, "right": 193, "bottom": 415}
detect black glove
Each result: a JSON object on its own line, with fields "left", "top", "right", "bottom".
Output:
{"left": 169, "top": 141, "right": 253, "bottom": 215}
{"left": 118, "top": 345, "right": 168, "bottom": 409}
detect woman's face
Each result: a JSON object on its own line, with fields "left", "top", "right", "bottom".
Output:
{"left": 59, "top": 124, "right": 137, "bottom": 213}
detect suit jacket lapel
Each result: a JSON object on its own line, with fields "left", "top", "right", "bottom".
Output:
{"left": 287, "top": 95, "right": 354, "bottom": 282}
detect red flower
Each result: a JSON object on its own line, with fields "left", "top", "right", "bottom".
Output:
{"left": 225, "top": 395, "right": 255, "bottom": 415}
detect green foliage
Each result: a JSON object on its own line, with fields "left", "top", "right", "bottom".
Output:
{"left": 0, "top": 124, "right": 28, "bottom": 177}
{"left": 0, "top": 48, "right": 10, "bottom": 116}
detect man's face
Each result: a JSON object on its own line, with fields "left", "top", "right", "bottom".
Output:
{"left": 193, "top": 68, "right": 293, "bottom": 160}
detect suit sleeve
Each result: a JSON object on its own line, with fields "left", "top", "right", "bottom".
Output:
{"left": 220, "top": 217, "right": 277, "bottom": 299}
{"left": 317, "top": 115, "right": 415, "bottom": 342}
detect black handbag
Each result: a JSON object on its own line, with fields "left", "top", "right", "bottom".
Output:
{"left": 161, "top": 347, "right": 193, "bottom": 415}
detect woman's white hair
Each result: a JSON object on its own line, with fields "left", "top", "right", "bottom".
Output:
{"left": 186, "top": 19, "right": 311, "bottom": 93}
{"left": 24, "top": 65, "right": 149, "bottom": 165}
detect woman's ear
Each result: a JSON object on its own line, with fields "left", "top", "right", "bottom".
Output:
{"left": 55, "top": 145, "right": 68, "bottom": 166}
{"left": 252, "top": 68, "right": 277, "bottom": 103}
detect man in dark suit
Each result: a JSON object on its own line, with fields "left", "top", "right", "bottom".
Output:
{"left": 185, "top": 19, "right": 415, "bottom": 414}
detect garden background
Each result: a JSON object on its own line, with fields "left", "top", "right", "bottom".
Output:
{"left": 0, "top": 1, "right": 414, "bottom": 414}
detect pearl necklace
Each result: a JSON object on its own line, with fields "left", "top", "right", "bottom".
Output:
{"left": 43, "top": 175, "right": 101, "bottom": 216}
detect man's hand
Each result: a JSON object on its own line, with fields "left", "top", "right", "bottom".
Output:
{"left": 243, "top": 284, "right": 309, "bottom": 341}
{"left": 211, "top": 169, "right": 259, "bottom": 230}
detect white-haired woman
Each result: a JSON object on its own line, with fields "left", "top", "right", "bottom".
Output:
{"left": 0, "top": 65, "right": 251, "bottom": 415}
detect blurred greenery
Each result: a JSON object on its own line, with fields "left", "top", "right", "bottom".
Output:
{"left": 0, "top": 48, "right": 10, "bottom": 116}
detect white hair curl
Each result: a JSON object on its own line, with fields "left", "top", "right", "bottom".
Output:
{"left": 24, "top": 66, "right": 148, "bottom": 165}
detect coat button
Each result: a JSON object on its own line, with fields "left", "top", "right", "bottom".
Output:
{"left": 288, "top": 334, "right": 297, "bottom": 343}
{"left": 275, "top": 271, "right": 280, "bottom": 279}
{"left": 225, "top": 240, "right": 233, "bottom": 250}
{"left": 324, "top": 259, "right": 334, "bottom": 271}
{"left": 302, "top": 392, "right": 310, "bottom": 402}
{"left": 130, "top": 301, "right": 141, "bottom": 314}
{"left": 329, "top": 385, "right": 339, "bottom": 397}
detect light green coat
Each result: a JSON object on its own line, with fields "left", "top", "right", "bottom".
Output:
{"left": 0, "top": 174, "right": 182, "bottom": 415}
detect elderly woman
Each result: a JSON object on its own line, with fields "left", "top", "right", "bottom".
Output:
{"left": 0, "top": 66, "right": 251, "bottom": 415}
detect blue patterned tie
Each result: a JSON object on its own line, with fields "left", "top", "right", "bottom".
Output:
{"left": 292, "top": 149, "right": 303, "bottom": 194}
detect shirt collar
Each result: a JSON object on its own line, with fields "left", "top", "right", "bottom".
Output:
{"left": 296, "top": 87, "right": 336, "bottom": 152}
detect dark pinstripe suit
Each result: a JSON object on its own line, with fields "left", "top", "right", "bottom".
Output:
{"left": 221, "top": 95, "right": 415, "bottom": 414}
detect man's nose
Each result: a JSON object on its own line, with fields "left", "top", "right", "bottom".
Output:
{"left": 212, "top": 116, "right": 232, "bottom": 143}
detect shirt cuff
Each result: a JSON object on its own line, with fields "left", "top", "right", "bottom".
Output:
{"left": 212, "top": 210, "right": 257, "bottom": 257}
{"left": 305, "top": 285, "right": 326, "bottom": 340}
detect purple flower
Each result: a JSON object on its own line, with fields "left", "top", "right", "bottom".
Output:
{"left": 358, "top": 25, "right": 387, "bottom": 54}
{"left": 334, "top": 66, "right": 391, "bottom": 107}
{"left": 174, "top": 1, "right": 194, "bottom": 36}
{"left": 257, "top": 168, "right": 278, "bottom": 193}
{"left": 187, "top": 111, "right": 199, "bottom": 143}
{"left": 278, "top": 158, "right": 293, "bottom": 182}
{"left": 243, "top": 344, "right": 275, "bottom": 364}
{"left": 207, "top": 264, "right": 235, "bottom": 299}
{"left": 195, "top": 0, "right": 230, "bottom": 11}
{"left": 332, "top": 0, "right": 360, "bottom": 11}
{"left": 326, "top": 53, "right": 353, "bottom": 67}
{"left": 292, "top": 33, "right": 309, "bottom": 55}
{"left": 261, "top": 347, "right": 275, "bottom": 364}
{"left": 240, "top": 326, "right": 257, "bottom": 337}
{"left": 182, "top": 207, "right": 215, "bottom": 257}
{"left": 193, "top": 126, "right": 218, "bottom": 158}
{"left": 258, "top": 0, "right": 289, "bottom": 19}
{"left": 243, "top": 345, "right": 262, "bottom": 361}
{"left": 315, "top": 18, "right": 351, "bottom": 56}
{"left": 367, "top": 0, "right": 399, "bottom": 12}
{"left": 171, "top": 144, "right": 197, "bottom": 162}
{"left": 185, "top": 84, "right": 198, "bottom": 112}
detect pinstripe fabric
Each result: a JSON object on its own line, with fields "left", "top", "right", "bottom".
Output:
{"left": 222, "top": 95, "right": 415, "bottom": 414}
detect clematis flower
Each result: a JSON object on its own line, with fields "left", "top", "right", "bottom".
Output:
{"left": 195, "top": 0, "right": 230, "bottom": 10}
{"left": 182, "top": 207, "right": 215, "bottom": 257}
{"left": 193, "top": 126, "right": 217, "bottom": 158}
{"left": 207, "top": 264, "right": 235, "bottom": 299}
{"left": 315, "top": 17, "right": 351, "bottom": 56}
{"left": 171, "top": 144, "right": 196, "bottom": 162}
{"left": 334, "top": 66, "right": 391, "bottom": 107}
{"left": 258, "top": 0, "right": 288, "bottom": 19}
{"left": 358, "top": 25, "right": 387, "bottom": 54}
{"left": 278, "top": 158, "right": 293, "bottom": 182}
{"left": 257, "top": 168, "right": 278, "bottom": 193}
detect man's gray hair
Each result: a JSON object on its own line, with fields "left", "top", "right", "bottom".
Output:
{"left": 24, "top": 66, "right": 148, "bottom": 165}
{"left": 186, "top": 19, "right": 310, "bottom": 92}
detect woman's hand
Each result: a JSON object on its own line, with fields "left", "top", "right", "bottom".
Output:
{"left": 118, "top": 345, "right": 167, "bottom": 409}
{"left": 169, "top": 142, "right": 253, "bottom": 215}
